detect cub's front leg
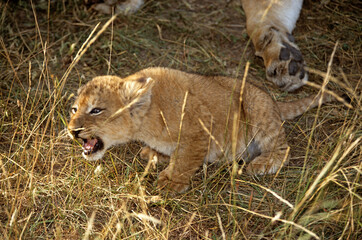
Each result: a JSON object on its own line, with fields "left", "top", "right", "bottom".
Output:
{"left": 158, "top": 132, "right": 208, "bottom": 193}
{"left": 241, "top": 0, "right": 306, "bottom": 92}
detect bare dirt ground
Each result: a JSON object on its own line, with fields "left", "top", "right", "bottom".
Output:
{"left": 0, "top": 0, "right": 361, "bottom": 239}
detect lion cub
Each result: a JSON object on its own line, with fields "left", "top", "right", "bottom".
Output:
{"left": 68, "top": 67, "right": 332, "bottom": 192}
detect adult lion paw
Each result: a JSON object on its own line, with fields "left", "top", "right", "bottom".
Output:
{"left": 158, "top": 170, "right": 190, "bottom": 193}
{"left": 257, "top": 27, "right": 308, "bottom": 92}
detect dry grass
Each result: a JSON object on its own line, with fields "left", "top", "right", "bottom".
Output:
{"left": 0, "top": 0, "right": 361, "bottom": 239}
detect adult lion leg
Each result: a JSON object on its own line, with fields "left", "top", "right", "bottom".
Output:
{"left": 241, "top": 0, "right": 307, "bottom": 91}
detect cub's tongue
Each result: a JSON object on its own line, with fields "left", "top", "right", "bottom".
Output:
{"left": 83, "top": 138, "right": 98, "bottom": 151}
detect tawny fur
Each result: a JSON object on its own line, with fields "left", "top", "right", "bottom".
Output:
{"left": 68, "top": 67, "right": 332, "bottom": 192}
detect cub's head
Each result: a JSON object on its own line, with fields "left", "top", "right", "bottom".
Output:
{"left": 68, "top": 75, "right": 154, "bottom": 161}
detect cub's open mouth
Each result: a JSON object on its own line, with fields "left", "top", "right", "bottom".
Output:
{"left": 81, "top": 138, "right": 104, "bottom": 155}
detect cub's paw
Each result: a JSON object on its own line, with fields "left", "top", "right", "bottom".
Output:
{"left": 158, "top": 170, "right": 190, "bottom": 193}
{"left": 140, "top": 146, "right": 156, "bottom": 160}
{"left": 246, "top": 158, "right": 283, "bottom": 175}
{"left": 140, "top": 146, "right": 169, "bottom": 164}
{"left": 257, "top": 27, "right": 308, "bottom": 92}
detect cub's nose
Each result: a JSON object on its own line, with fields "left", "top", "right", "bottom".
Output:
{"left": 69, "top": 128, "right": 81, "bottom": 139}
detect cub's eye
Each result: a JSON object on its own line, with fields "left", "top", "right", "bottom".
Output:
{"left": 90, "top": 108, "right": 103, "bottom": 115}
{"left": 71, "top": 107, "right": 77, "bottom": 114}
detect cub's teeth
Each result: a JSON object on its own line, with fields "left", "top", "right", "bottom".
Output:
{"left": 81, "top": 138, "right": 102, "bottom": 156}
{"left": 83, "top": 139, "right": 98, "bottom": 151}
{"left": 82, "top": 144, "right": 91, "bottom": 155}
{"left": 83, "top": 148, "right": 92, "bottom": 155}
{"left": 84, "top": 145, "right": 93, "bottom": 150}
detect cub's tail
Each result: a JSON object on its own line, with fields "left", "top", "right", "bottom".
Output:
{"left": 277, "top": 93, "right": 335, "bottom": 121}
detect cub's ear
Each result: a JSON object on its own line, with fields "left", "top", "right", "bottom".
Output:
{"left": 120, "top": 77, "right": 154, "bottom": 115}
{"left": 77, "top": 84, "right": 86, "bottom": 95}
{"left": 122, "top": 77, "right": 154, "bottom": 98}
